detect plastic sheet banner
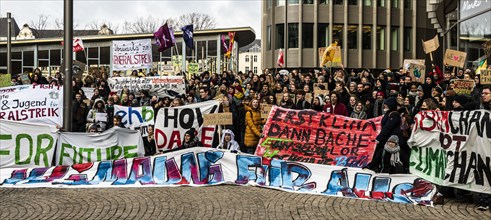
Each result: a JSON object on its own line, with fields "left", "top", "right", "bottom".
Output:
{"left": 56, "top": 127, "right": 145, "bottom": 166}
{"left": 255, "top": 106, "right": 382, "bottom": 167}
{"left": 107, "top": 76, "right": 185, "bottom": 98}
{"left": 408, "top": 110, "right": 491, "bottom": 194}
{"left": 0, "top": 120, "right": 59, "bottom": 169}
{"left": 0, "top": 85, "right": 63, "bottom": 126}
{"left": 154, "top": 100, "right": 220, "bottom": 152}
{"left": 0, "top": 147, "right": 436, "bottom": 206}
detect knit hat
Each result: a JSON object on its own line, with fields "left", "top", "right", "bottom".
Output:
{"left": 185, "top": 128, "right": 196, "bottom": 141}
{"left": 453, "top": 95, "right": 467, "bottom": 106}
{"left": 416, "top": 85, "right": 423, "bottom": 91}
{"left": 384, "top": 135, "right": 401, "bottom": 167}
{"left": 376, "top": 91, "right": 385, "bottom": 98}
{"left": 387, "top": 135, "right": 399, "bottom": 144}
{"left": 383, "top": 97, "right": 398, "bottom": 111}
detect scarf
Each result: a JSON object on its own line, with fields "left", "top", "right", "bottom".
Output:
{"left": 384, "top": 142, "right": 401, "bottom": 167}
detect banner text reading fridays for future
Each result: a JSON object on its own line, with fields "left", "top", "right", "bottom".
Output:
{"left": 409, "top": 110, "right": 491, "bottom": 194}
{"left": 256, "top": 106, "right": 381, "bottom": 168}
{"left": 0, "top": 147, "right": 436, "bottom": 206}
{"left": 0, "top": 84, "right": 63, "bottom": 126}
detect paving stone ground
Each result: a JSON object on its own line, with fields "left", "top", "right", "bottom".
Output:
{"left": 0, "top": 185, "right": 489, "bottom": 219}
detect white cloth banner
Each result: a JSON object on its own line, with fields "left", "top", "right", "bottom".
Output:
{"left": 56, "top": 127, "right": 145, "bottom": 165}
{"left": 154, "top": 100, "right": 219, "bottom": 151}
{"left": 114, "top": 105, "right": 154, "bottom": 137}
{"left": 0, "top": 147, "right": 436, "bottom": 206}
{"left": 0, "top": 120, "right": 58, "bottom": 168}
{"left": 408, "top": 110, "right": 491, "bottom": 194}
{"left": 112, "top": 39, "right": 153, "bottom": 70}
{"left": 0, "top": 85, "right": 63, "bottom": 126}
{"left": 107, "top": 76, "right": 185, "bottom": 98}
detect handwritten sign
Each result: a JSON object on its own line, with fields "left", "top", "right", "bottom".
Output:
{"left": 453, "top": 79, "right": 475, "bottom": 95}
{"left": 313, "top": 83, "right": 328, "bottom": 90}
{"left": 203, "top": 112, "right": 233, "bottom": 126}
{"left": 0, "top": 74, "right": 11, "bottom": 87}
{"left": 188, "top": 62, "right": 199, "bottom": 74}
{"left": 444, "top": 49, "right": 467, "bottom": 68}
{"left": 403, "top": 59, "right": 426, "bottom": 84}
{"left": 112, "top": 39, "right": 153, "bottom": 70}
{"left": 480, "top": 70, "right": 491, "bottom": 85}
{"left": 260, "top": 103, "right": 273, "bottom": 119}
{"left": 422, "top": 35, "right": 440, "bottom": 54}
{"left": 314, "top": 89, "right": 329, "bottom": 97}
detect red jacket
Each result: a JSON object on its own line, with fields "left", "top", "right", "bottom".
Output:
{"left": 323, "top": 102, "right": 348, "bottom": 116}
{"left": 428, "top": 65, "right": 443, "bottom": 84}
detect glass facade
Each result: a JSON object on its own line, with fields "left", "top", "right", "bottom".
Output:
{"left": 347, "top": 25, "right": 358, "bottom": 49}
{"left": 288, "top": 23, "right": 299, "bottom": 48}
{"left": 362, "top": 26, "right": 372, "bottom": 50}
{"left": 276, "top": 24, "right": 285, "bottom": 49}
{"left": 302, "top": 23, "right": 314, "bottom": 48}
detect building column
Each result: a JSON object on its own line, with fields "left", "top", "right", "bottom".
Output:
{"left": 372, "top": 0, "right": 377, "bottom": 68}
{"left": 343, "top": 0, "right": 348, "bottom": 66}
{"left": 314, "top": 0, "right": 319, "bottom": 67}
{"left": 358, "top": 0, "right": 363, "bottom": 68}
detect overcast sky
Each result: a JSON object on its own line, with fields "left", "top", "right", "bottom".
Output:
{"left": 0, "top": 0, "right": 261, "bottom": 37}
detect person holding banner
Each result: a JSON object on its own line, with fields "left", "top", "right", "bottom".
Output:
{"left": 244, "top": 99, "right": 265, "bottom": 154}
{"left": 86, "top": 99, "right": 108, "bottom": 132}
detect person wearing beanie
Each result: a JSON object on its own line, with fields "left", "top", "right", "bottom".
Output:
{"left": 217, "top": 129, "right": 240, "bottom": 153}
{"left": 180, "top": 128, "right": 200, "bottom": 149}
{"left": 311, "top": 95, "right": 324, "bottom": 112}
{"left": 452, "top": 95, "right": 467, "bottom": 111}
{"left": 378, "top": 135, "right": 405, "bottom": 174}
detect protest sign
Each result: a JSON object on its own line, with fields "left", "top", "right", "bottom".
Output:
{"left": 408, "top": 110, "right": 491, "bottom": 194}
{"left": 107, "top": 76, "right": 185, "bottom": 98}
{"left": 0, "top": 85, "right": 63, "bottom": 126}
{"left": 188, "top": 62, "right": 199, "bottom": 74}
{"left": 112, "top": 39, "right": 153, "bottom": 70}
{"left": 480, "top": 70, "right": 491, "bottom": 85}
{"left": 255, "top": 106, "right": 382, "bottom": 167}
{"left": 313, "top": 83, "right": 328, "bottom": 91}
{"left": 56, "top": 127, "right": 144, "bottom": 165}
{"left": 452, "top": 79, "right": 475, "bottom": 95}
{"left": 444, "top": 49, "right": 467, "bottom": 68}
{"left": 0, "top": 120, "right": 58, "bottom": 168}
{"left": 260, "top": 103, "right": 273, "bottom": 119}
{"left": 203, "top": 112, "right": 233, "bottom": 126}
{"left": 275, "top": 93, "right": 283, "bottom": 105}
{"left": 114, "top": 105, "right": 155, "bottom": 129}
{"left": 0, "top": 74, "right": 11, "bottom": 87}
{"left": 81, "top": 87, "right": 94, "bottom": 99}
{"left": 0, "top": 147, "right": 436, "bottom": 206}
{"left": 154, "top": 100, "right": 220, "bottom": 151}
{"left": 422, "top": 35, "right": 439, "bottom": 54}
{"left": 403, "top": 59, "right": 426, "bottom": 84}
{"left": 318, "top": 47, "right": 342, "bottom": 67}
{"left": 483, "top": 40, "right": 491, "bottom": 57}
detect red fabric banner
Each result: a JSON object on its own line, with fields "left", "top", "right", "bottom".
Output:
{"left": 255, "top": 106, "right": 382, "bottom": 167}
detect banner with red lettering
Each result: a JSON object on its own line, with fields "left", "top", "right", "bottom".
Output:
{"left": 107, "top": 76, "right": 186, "bottom": 98}
{"left": 154, "top": 100, "right": 220, "bottom": 152}
{"left": 255, "top": 106, "right": 382, "bottom": 167}
{"left": 112, "top": 39, "right": 153, "bottom": 70}
{"left": 0, "top": 85, "right": 63, "bottom": 126}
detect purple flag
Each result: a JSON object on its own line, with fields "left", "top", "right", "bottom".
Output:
{"left": 154, "top": 23, "right": 175, "bottom": 52}
{"left": 221, "top": 34, "right": 228, "bottom": 52}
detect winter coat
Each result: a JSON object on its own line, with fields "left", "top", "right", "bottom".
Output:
{"left": 350, "top": 109, "right": 367, "bottom": 120}
{"left": 217, "top": 129, "right": 241, "bottom": 152}
{"left": 86, "top": 99, "right": 108, "bottom": 132}
{"left": 323, "top": 102, "right": 349, "bottom": 116}
{"left": 244, "top": 105, "right": 265, "bottom": 147}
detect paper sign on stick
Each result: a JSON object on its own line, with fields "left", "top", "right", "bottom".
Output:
{"left": 203, "top": 112, "right": 233, "bottom": 126}
{"left": 444, "top": 49, "right": 467, "bottom": 68}
{"left": 422, "top": 35, "right": 440, "bottom": 54}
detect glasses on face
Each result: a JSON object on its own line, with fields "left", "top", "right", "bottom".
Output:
{"left": 482, "top": 92, "right": 491, "bottom": 95}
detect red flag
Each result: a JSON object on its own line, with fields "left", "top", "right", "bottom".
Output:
{"left": 277, "top": 48, "right": 284, "bottom": 68}
{"left": 61, "top": 37, "right": 85, "bottom": 52}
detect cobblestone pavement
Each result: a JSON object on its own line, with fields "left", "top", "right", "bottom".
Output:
{"left": 0, "top": 185, "right": 489, "bottom": 219}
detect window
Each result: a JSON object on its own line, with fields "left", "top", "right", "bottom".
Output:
{"left": 404, "top": 0, "right": 411, "bottom": 9}
{"left": 302, "top": 23, "right": 314, "bottom": 48}
{"left": 318, "top": 23, "right": 329, "bottom": 47}
{"left": 377, "top": 26, "right": 385, "bottom": 50}
{"left": 245, "top": 55, "right": 250, "bottom": 62}
{"left": 267, "top": 25, "right": 272, "bottom": 50}
{"left": 362, "top": 26, "right": 372, "bottom": 50}
{"left": 276, "top": 0, "right": 285, "bottom": 6}
{"left": 347, "top": 25, "right": 358, "bottom": 49}
{"left": 245, "top": 66, "right": 249, "bottom": 72}
{"left": 267, "top": 0, "right": 273, "bottom": 9}
{"left": 288, "top": 23, "right": 299, "bottom": 48}
{"left": 288, "top": 0, "right": 299, "bottom": 4}
{"left": 254, "top": 67, "right": 258, "bottom": 74}
{"left": 391, "top": 0, "right": 398, "bottom": 8}
{"left": 348, "top": 0, "right": 357, "bottom": 5}
{"left": 377, "top": 0, "right": 385, "bottom": 7}
{"left": 303, "top": 0, "right": 313, "bottom": 4}
{"left": 276, "top": 24, "right": 285, "bottom": 49}
{"left": 404, "top": 27, "right": 411, "bottom": 51}
{"left": 333, "top": 0, "right": 344, "bottom": 5}
{"left": 253, "top": 55, "right": 258, "bottom": 62}
{"left": 332, "top": 24, "right": 344, "bottom": 46}
{"left": 391, "top": 26, "right": 399, "bottom": 51}
{"left": 319, "top": 0, "right": 328, "bottom": 4}
{"left": 364, "top": 0, "right": 372, "bottom": 6}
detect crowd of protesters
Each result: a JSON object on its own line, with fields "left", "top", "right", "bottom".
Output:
{"left": 9, "top": 63, "right": 491, "bottom": 210}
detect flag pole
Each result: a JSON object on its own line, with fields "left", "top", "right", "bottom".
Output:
{"left": 173, "top": 43, "right": 181, "bottom": 75}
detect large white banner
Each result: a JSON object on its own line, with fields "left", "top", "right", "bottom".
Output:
{"left": 56, "top": 127, "right": 145, "bottom": 165}
{"left": 408, "top": 110, "right": 491, "bottom": 194}
{"left": 0, "top": 147, "right": 436, "bottom": 206}
{"left": 112, "top": 39, "right": 153, "bottom": 70}
{"left": 114, "top": 105, "right": 154, "bottom": 137}
{"left": 107, "top": 76, "right": 185, "bottom": 98}
{"left": 154, "top": 100, "right": 219, "bottom": 151}
{"left": 0, "top": 85, "right": 63, "bottom": 126}
{"left": 0, "top": 120, "right": 58, "bottom": 168}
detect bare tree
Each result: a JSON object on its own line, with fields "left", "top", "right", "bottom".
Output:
{"left": 54, "top": 18, "right": 80, "bottom": 30}
{"left": 29, "top": 14, "right": 50, "bottom": 30}
{"left": 170, "top": 12, "right": 216, "bottom": 30}
{"left": 120, "top": 16, "right": 164, "bottom": 34}
{"left": 86, "top": 20, "right": 120, "bottom": 34}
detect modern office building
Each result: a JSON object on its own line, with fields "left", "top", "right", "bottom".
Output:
{"left": 261, "top": 0, "right": 439, "bottom": 70}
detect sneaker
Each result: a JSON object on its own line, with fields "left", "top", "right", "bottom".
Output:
{"left": 477, "top": 205, "right": 489, "bottom": 211}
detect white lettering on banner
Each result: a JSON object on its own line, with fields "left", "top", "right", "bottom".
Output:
{"left": 56, "top": 127, "right": 145, "bottom": 165}
{"left": 0, "top": 85, "right": 63, "bottom": 126}
{"left": 107, "top": 76, "right": 185, "bottom": 98}
{"left": 154, "top": 100, "right": 219, "bottom": 151}
{"left": 408, "top": 110, "right": 491, "bottom": 194}
{"left": 0, "top": 120, "right": 58, "bottom": 168}
{"left": 0, "top": 147, "right": 436, "bottom": 207}
{"left": 112, "top": 39, "right": 153, "bottom": 70}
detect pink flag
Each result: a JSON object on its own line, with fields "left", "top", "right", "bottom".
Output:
{"left": 277, "top": 49, "right": 284, "bottom": 68}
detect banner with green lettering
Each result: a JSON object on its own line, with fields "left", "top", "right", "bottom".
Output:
{"left": 56, "top": 127, "right": 145, "bottom": 165}
{"left": 0, "top": 120, "right": 58, "bottom": 168}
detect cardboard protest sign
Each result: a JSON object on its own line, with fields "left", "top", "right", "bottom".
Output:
{"left": 318, "top": 47, "right": 342, "bottom": 67}
{"left": 107, "top": 76, "right": 185, "bottom": 98}
{"left": 256, "top": 106, "right": 382, "bottom": 167}
{"left": 0, "top": 85, "right": 63, "bottom": 126}
{"left": 188, "top": 62, "right": 199, "bottom": 74}
{"left": 0, "top": 147, "right": 436, "bottom": 206}
{"left": 422, "top": 35, "right": 439, "bottom": 54}
{"left": 403, "top": 59, "right": 426, "bottom": 84}
{"left": 0, "top": 120, "right": 58, "bottom": 168}
{"left": 203, "top": 112, "right": 233, "bottom": 126}
{"left": 313, "top": 83, "right": 328, "bottom": 91}
{"left": 56, "top": 127, "right": 145, "bottom": 165}
{"left": 409, "top": 110, "right": 491, "bottom": 194}
{"left": 112, "top": 39, "right": 153, "bottom": 70}
{"left": 483, "top": 40, "right": 491, "bottom": 57}
{"left": 480, "top": 70, "right": 491, "bottom": 85}
{"left": 444, "top": 49, "right": 467, "bottom": 68}
{"left": 154, "top": 100, "right": 220, "bottom": 151}
{"left": 0, "top": 74, "right": 11, "bottom": 87}
{"left": 452, "top": 79, "right": 475, "bottom": 95}
{"left": 260, "top": 103, "right": 273, "bottom": 119}
{"left": 275, "top": 93, "right": 283, "bottom": 105}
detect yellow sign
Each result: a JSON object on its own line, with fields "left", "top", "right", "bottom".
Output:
{"left": 319, "top": 46, "right": 342, "bottom": 67}
{"left": 0, "top": 74, "right": 11, "bottom": 87}
{"left": 188, "top": 62, "right": 199, "bottom": 74}
{"left": 203, "top": 112, "right": 233, "bottom": 126}
{"left": 453, "top": 79, "right": 475, "bottom": 95}
{"left": 480, "top": 70, "right": 491, "bottom": 85}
